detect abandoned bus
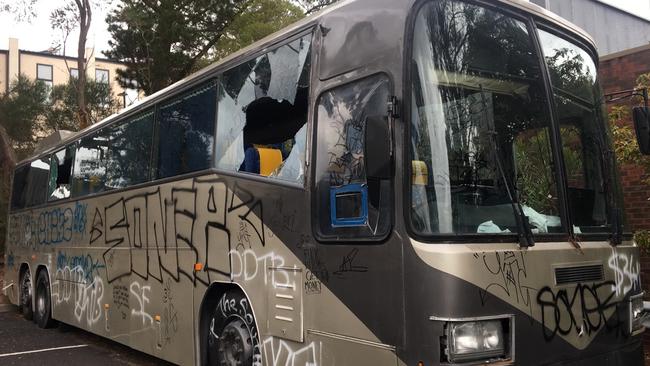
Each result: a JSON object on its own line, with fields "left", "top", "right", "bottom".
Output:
{"left": 3, "top": 0, "right": 645, "bottom": 365}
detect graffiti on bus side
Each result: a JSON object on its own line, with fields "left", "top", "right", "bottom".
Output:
{"left": 8, "top": 202, "right": 87, "bottom": 246}
{"left": 261, "top": 337, "right": 320, "bottom": 366}
{"left": 56, "top": 251, "right": 105, "bottom": 284}
{"left": 51, "top": 266, "right": 104, "bottom": 327}
{"left": 84, "top": 177, "right": 266, "bottom": 287}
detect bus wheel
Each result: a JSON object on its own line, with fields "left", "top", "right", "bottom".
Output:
{"left": 207, "top": 291, "right": 260, "bottom": 366}
{"left": 34, "top": 271, "right": 56, "bottom": 328}
{"left": 20, "top": 269, "right": 33, "bottom": 320}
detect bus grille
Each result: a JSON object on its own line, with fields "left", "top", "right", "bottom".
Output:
{"left": 554, "top": 264, "right": 604, "bottom": 285}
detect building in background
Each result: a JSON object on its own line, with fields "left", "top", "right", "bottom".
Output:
{"left": 0, "top": 37, "right": 139, "bottom": 108}
{"left": 527, "top": 0, "right": 650, "bottom": 56}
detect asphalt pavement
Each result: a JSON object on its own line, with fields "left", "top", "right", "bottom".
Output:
{"left": 0, "top": 309, "right": 175, "bottom": 366}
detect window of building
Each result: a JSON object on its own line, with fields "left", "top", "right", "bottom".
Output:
{"left": 72, "top": 130, "right": 110, "bottom": 196}
{"left": 215, "top": 34, "right": 312, "bottom": 184}
{"left": 48, "top": 146, "right": 75, "bottom": 201}
{"left": 37, "top": 64, "right": 53, "bottom": 96}
{"left": 96, "top": 68, "right": 109, "bottom": 84}
{"left": 105, "top": 111, "right": 154, "bottom": 188}
{"left": 156, "top": 81, "right": 217, "bottom": 179}
{"left": 70, "top": 68, "right": 79, "bottom": 79}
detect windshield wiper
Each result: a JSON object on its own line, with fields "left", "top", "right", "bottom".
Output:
{"left": 479, "top": 87, "right": 535, "bottom": 248}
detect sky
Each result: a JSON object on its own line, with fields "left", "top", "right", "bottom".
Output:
{"left": 0, "top": 0, "right": 649, "bottom": 57}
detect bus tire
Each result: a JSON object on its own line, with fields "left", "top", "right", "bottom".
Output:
{"left": 34, "top": 270, "right": 56, "bottom": 329}
{"left": 19, "top": 269, "right": 33, "bottom": 320}
{"left": 207, "top": 291, "right": 261, "bottom": 366}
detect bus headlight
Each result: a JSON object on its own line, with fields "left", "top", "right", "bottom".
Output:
{"left": 630, "top": 293, "right": 645, "bottom": 335}
{"left": 444, "top": 318, "right": 512, "bottom": 363}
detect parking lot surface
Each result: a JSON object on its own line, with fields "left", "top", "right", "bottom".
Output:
{"left": 0, "top": 309, "right": 174, "bottom": 366}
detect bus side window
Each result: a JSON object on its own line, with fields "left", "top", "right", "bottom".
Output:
{"left": 48, "top": 145, "right": 75, "bottom": 201}
{"left": 106, "top": 111, "right": 154, "bottom": 188}
{"left": 11, "top": 165, "right": 29, "bottom": 210}
{"left": 215, "top": 33, "right": 312, "bottom": 184}
{"left": 313, "top": 74, "right": 393, "bottom": 242}
{"left": 156, "top": 82, "right": 217, "bottom": 179}
{"left": 16, "top": 158, "right": 51, "bottom": 208}
{"left": 72, "top": 130, "right": 110, "bottom": 196}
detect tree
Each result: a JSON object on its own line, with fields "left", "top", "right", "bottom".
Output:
{"left": 105, "top": 0, "right": 249, "bottom": 95}
{"left": 0, "top": 75, "right": 49, "bottom": 158}
{"left": 211, "top": 0, "right": 304, "bottom": 61}
{"left": 295, "top": 0, "right": 338, "bottom": 14}
{"left": 50, "top": 0, "right": 95, "bottom": 130}
{"left": 47, "top": 78, "right": 119, "bottom": 132}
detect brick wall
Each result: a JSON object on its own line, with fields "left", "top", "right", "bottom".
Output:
{"left": 599, "top": 45, "right": 650, "bottom": 355}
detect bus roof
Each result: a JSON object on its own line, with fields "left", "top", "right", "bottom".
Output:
{"left": 18, "top": 0, "right": 596, "bottom": 166}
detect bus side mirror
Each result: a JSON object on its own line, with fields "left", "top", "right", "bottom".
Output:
{"left": 633, "top": 106, "right": 650, "bottom": 155}
{"left": 364, "top": 115, "right": 392, "bottom": 180}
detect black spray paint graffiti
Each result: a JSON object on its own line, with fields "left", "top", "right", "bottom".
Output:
{"left": 333, "top": 248, "right": 368, "bottom": 277}
{"left": 161, "top": 279, "right": 179, "bottom": 346}
{"left": 304, "top": 247, "right": 329, "bottom": 295}
{"left": 90, "top": 178, "right": 265, "bottom": 287}
{"left": 475, "top": 251, "right": 535, "bottom": 318}
{"left": 536, "top": 281, "right": 623, "bottom": 341}
{"left": 112, "top": 285, "right": 129, "bottom": 320}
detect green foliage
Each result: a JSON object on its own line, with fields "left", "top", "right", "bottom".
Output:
{"left": 634, "top": 230, "right": 650, "bottom": 255}
{"left": 0, "top": 74, "right": 49, "bottom": 158}
{"left": 105, "top": 0, "right": 249, "bottom": 95}
{"left": 46, "top": 78, "right": 119, "bottom": 132}
{"left": 211, "top": 0, "right": 305, "bottom": 61}
{"left": 609, "top": 73, "right": 650, "bottom": 184}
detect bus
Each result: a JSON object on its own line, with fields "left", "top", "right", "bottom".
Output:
{"left": 3, "top": 0, "right": 647, "bottom": 365}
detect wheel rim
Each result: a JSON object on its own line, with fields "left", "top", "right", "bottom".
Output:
{"left": 21, "top": 272, "right": 31, "bottom": 307}
{"left": 217, "top": 319, "right": 253, "bottom": 366}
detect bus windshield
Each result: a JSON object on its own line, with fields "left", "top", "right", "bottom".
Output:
{"left": 409, "top": 0, "right": 619, "bottom": 237}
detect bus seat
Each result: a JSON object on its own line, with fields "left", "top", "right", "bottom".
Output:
{"left": 240, "top": 146, "right": 261, "bottom": 174}
{"left": 257, "top": 147, "right": 283, "bottom": 176}
{"left": 412, "top": 160, "right": 428, "bottom": 186}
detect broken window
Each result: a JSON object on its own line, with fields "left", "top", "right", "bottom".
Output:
{"left": 215, "top": 33, "right": 312, "bottom": 184}
{"left": 72, "top": 130, "right": 110, "bottom": 196}
{"left": 48, "top": 146, "right": 75, "bottom": 201}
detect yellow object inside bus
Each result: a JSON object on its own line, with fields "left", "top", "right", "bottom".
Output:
{"left": 412, "top": 160, "right": 428, "bottom": 186}
{"left": 257, "top": 147, "right": 283, "bottom": 176}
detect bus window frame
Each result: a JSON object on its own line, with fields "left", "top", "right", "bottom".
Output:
{"left": 310, "top": 71, "right": 396, "bottom": 244}
{"left": 534, "top": 21, "right": 632, "bottom": 241}
{"left": 402, "top": 0, "right": 574, "bottom": 244}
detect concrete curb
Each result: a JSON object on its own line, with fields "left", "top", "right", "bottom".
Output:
{"left": 0, "top": 304, "right": 16, "bottom": 313}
